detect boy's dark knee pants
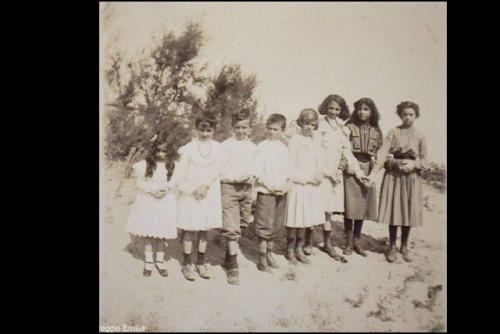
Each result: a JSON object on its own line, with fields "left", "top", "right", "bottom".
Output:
{"left": 254, "top": 193, "right": 287, "bottom": 240}
{"left": 221, "top": 183, "right": 253, "bottom": 240}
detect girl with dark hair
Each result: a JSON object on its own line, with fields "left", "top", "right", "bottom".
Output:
{"left": 306, "top": 94, "right": 365, "bottom": 261}
{"left": 170, "top": 111, "right": 224, "bottom": 281}
{"left": 368, "top": 101, "right": 428, "bottom": 263}
{"left": 343, "top": 98, "right": 383, "bottom": 257}
{"left": 125, "top": 134, "right": 178, "bottom": 278}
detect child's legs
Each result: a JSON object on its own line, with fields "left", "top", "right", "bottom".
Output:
{"left": 239, "top": 184, "right": 254, "bottom": 228}
{"left": 183, "top": 231, "right": 195, "bottom": 254}
{"left": 153, "top": 238, "right": 167, "bottom": 252}
{"left": 389, "top": 226, "right": 398, "bottom": 247}
{"left": 286, "top": 227, "right": 297, "bottom": 239}
{"left": 401, "top": 226, "right": 411, "bottom": 248}
{"left": 254, "top": 193, "right": 275, "bottom": 241}
{"left": 198, "top": 231, "right": 208, "bottom": 253}
{"left": 297, "top": 228, "right": 305, "bottom": 240}
{"left": 144, "top": 237, "right": 154, "bottom": 262}
{"left": 323, "top": 212, "right": 333, "bottom": 231}
{"left": 153, "top": 238, "right": 167, "bottom": 261}
{"left": 221, "top": 183, "right": 242, "bottom": 243}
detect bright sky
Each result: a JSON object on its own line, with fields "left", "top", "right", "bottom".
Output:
{"left": 100, "top": 2, "right": 446, "bottom": 163}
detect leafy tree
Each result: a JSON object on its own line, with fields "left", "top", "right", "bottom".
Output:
{"left": 104, "top": 22, "right": 266, "bottom": 163}
{"left": 204, "top": 65, "right": 258, "bottom": 142}
{"left": 104, "top": 23, "right": 207, "bottom": 160}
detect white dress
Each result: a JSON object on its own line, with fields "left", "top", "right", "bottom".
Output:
{"left": 125, "top": 160, "right": 178, "bottom": 239}
{"left": 170, "top": 139, "right": 223, "bottom": 231}
{"left": 316, "top": 116, "right": 355, "bottom": 213}
{"left": 285, "top": 134, "right": 325, "bottom": 228}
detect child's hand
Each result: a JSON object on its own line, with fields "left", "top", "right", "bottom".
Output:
{"left": 400, "top": 160, "right": 415, "bottom": 174}
{"left": 193, "top": 185, "right": 209, "bottom": 200}
{"left": 346, "top": 166, "right": 356, "bottom": 176}
{"left": 151, "top": 190, "right": 166, "bottom": 199}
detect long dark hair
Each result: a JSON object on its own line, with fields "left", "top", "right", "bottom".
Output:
{"left": 144, "top": 133, "right": 177, "bottom": 181}
{"left": 347, "top": 97, "right": 383, "bottom": 137}
{"left": 318, "top": 94, "right": 350, "bottom": 120}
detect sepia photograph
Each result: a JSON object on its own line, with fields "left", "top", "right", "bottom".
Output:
{"left": 99, "top": 2, "right": 446, "bottom": 332}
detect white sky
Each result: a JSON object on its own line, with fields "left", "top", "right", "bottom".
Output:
{"left": 100, "top": 2, "right": 446, "bottom": 163}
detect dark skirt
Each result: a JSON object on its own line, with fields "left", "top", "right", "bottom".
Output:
{"left": 378, "top": 169, "right": 423, "bottom": 227}
{"left": 344, "top": 160, "right": 378, "bottom": 221}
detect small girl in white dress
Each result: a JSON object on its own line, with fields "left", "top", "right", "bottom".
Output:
{"left": 169, "top": 112, "right": 224, "bottom": 281}
{"left": 285, "top": 109, "right": 325, "bottom": 264}
{"left": 125, "top": 137, "right": 178, "bottom": 277}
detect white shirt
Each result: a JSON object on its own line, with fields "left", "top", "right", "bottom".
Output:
{"left": 252, "top": 139, "right": 289, "bottom": 194}
{"left": 220, "top": 137, "right": 257, "bottom": 183}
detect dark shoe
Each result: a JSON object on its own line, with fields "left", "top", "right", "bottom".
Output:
{"left": 386, "top": 246, "right": 398, "bottom": 263}
{"left": 266, "top": 252, "right": 280, "bottom": 269}
{"left": 400, "top": 247, "right": 413, "bottom": 262}
{"left": 181, "top": 264, "right": 196, "bottom": 281}
{"left": 353, "top": 244, "right": 368, "bottom": 257}
{"left": 257, "top": 261, "right": 271, "bottom": 272}
{"left": 143, "top": 262, "right": 154, "bottom": 277}
{"left": 227, "top": 269, "right": 239, "bottom": 285}
{"left": 295, "top": 248, "right": 310, "bottom": 264}
{"left": 155, "top": 261, "right": 168, "bottom": 277}
{"left": 285, "top": 249, "right": 298, "bottom": 265}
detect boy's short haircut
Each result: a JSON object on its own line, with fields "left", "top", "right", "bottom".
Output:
{"left": 231, "top": 108, "right": 251, "bottom": 125}
{"left": 266, "top": 113, "right": 287, "bottom": 130}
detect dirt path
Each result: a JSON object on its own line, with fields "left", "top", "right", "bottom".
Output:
{"left": 100, "top": 162, "right": 446, "bottom": 332}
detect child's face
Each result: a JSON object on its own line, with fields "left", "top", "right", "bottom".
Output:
{"left": 300, "top": 119, "right": 317, "bottom": 136}
{"left": 400, "top": 108, "right": 417, "bottom": 127}
{"left": 156, "top": 143, "right": 168, "bottom": 161}
{"left": 233, "top": 119, "right": 251, "bottom": 140}
{"left": 358, "top": 103, "right": 372, "bottom": 121}
{"left": 197, "top": 124, "right": 214, "bottom": 141}
{"left": 267, "top": 122, "right": 284, "bottom": 141}
{"left": 327, "top": 100, "right": 342, "bottom": 118}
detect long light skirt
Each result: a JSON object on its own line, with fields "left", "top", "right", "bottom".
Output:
{"left": 378, "top": 170, "right": 423, "bottom": 227}
{"left": 285, "top": 184, "right": 324, "bottom": 228}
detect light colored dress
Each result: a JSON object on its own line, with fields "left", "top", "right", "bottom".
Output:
{"left": 316, "top": 116, "right": 361, "bottom": 214}
{"left": 170, "top": 139, "right": 224, "bottom": 231}
{"left": 125, "top": 160, "right": 178, "bottom": 239}
{"left": 285, "top": 133, "right": 325, "bottom": 228}
{"left": 375, "top": 126, "right": 427, "bottom": 227}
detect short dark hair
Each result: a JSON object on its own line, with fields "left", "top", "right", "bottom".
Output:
{"left": 266, "top": 113, "right": 287, "bottom": 130}
{"left": 318, "top": 94, "right": 350, "bottom": 120}
{"left": 297, "top": 108, "right": 319, "bottom": 130}
{"left": 195, "top": 111, "right": 217, "bottom": 130}
{"left": 396, "top": 101, "right": 420, "bottom": 118}
{"left": 231, "top": 109, "right": 251, "bottom": 125}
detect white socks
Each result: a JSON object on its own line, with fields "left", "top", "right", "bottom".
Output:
{"left": 156, "top": 252, "right": 165, "bottom": 262}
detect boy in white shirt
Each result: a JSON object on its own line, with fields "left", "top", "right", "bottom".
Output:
{"left": 252, "top": 114, "right": 289, "bottom": 271}
{"left": 220, "top": 109, "right": 257, "bottom": 285}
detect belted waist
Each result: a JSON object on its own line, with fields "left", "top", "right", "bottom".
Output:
{"left": 392, "top": 150, "right": 417, "bottom": 160}
{"left": 353, "top": 152, "right": 373, "bottom": 162}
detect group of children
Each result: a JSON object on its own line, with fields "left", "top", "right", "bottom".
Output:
{"left": 125, "top": 94, "right": 428, "bottom": 285}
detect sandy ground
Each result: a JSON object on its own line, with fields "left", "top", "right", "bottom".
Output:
{"left": 100, "top": 161, "right": 446, "bottom": 332}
